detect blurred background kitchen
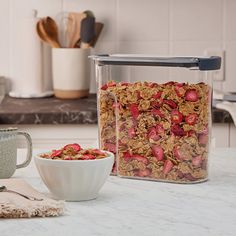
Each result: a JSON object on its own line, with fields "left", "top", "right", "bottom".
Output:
{"left": 0, "top": 0, "right": 235, "bottom": 148}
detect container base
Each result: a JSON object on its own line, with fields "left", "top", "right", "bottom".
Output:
{"left": 54, "top": 89, "right": 89, "bottom": 99}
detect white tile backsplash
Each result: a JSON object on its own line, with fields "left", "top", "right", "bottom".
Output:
{"left": 117, "top": 0, "right": 169, "bottom": 41}
{"left": 171, "top": 0, "right": 222, "bottom": 41}
{"left": 0, "top": 0, "right": 235, "bottom": 93}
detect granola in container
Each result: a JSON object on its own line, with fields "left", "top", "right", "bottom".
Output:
{"left": 99, "top": 81, "right": 211, "bottom": 183}
{"left": 92, "top": 54, "right": 221, "bottom": 183}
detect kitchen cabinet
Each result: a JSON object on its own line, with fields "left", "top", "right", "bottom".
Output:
{"left": 0, "top": 124, "right": 98, "bottom": 149}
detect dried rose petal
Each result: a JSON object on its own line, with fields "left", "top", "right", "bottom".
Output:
{"left": 163, "top": 160, "right": 174, "bottom": 174}
{"left": 171, "top": 110, "right": 183, "bottom": 124}
{"left": 171, "top": 125, "right": 185, "bottom": 136}
{"left": 130, "top": 104, "right": 140, "bottom": 119}
{"left": 192, "top": 155, "right": 202, "bottom": 167}
{"left": 163, "top": 99, "right": 177, "bottom": 109}
{"left": 185, "top": 113, "right": 197, "bottom": 125}
{"left": 152, "top": 145, "right": 164, "bottom": 161}
{"left": 185, "top": 89, "right": 199, "bottom": 102}
{"left": 50, "top": 149, "right": 62, "bottom": 158}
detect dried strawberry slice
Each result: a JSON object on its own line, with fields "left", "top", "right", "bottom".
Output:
{"left": 152, "top": 145, "right": 164, "bottom": 161}
{"left": 187, "top": 130, "right": 196, "bottom": 137}
{"left": 104, "top": 143, "right": 116, "bottom": 153}
{"left": 101, "top": 84, "right": 108, "bottom": 90}
{"left": 184, "top": 173, "right": 197, "bottom": 181}
{"left": 50, "top": 149, "right": 62, "bottom": 158}
{"left": 136, "top": 168, "right": 151, "bottom": 177}
{"left": 174, "top": 83, "right": 185, "bottom": 97}
{"left": 192, "top": 155, "right": 202, "bottom": 167}
{"left": 152, "top": 91, "right": 162, "bottom": 99}
{"left": 64, "top": 156, "right": 73, "bottom": 160}
{"left": 151, "top": 100, "right": 163, "bottom": 108}
{"left": 164, "top": 81, "right": 175, "bottom": 86}
{"left": 171, "top": 110, "right": 183, "bottom": 124}
{"left": 163, "top": 160, "right": 174, "bottom": 175}
{"left": 112, "top": 102, "right": 121, "bottom": 110}
{"left": 130, "top": 104, "right": 139, "bottom": 119}
{"left": 82, "top": 154, "right": 96, "bottom": 160}
{"left": 132, "top": 155, "right": 149, "bottom": 164}
{"left": 63, "top": 143, "right": 82, "bottom": 152}
{"left": 198, "top": 133, "right": 208, "bottom": 145}
{"left": 171, "top": 124, "right": 185, "bottom": 136}
{"left": 185, "top": 89, "right": 199, "bottom": 102}
{"left": 156, "top": 124, "right": 165, "bottom": 134}
{"left": 128, "top": 127, "right": 136, "bottom": 138}
{"left": 147, "top": 127, "right": 159, "bottom": 141}
{"left": 163, "top": 99, "right": 177, "bottom": 109}
{"left": 173, "top": 146, "right": 185, "bottom": 160}
{"left": 120, "top": 82, "right": 130, "bottom": 86}
{"left": 151, "top": 108, "right": 164, "bottom": 118}
{"left": 185, "top": 113, "right": 197, "bottom": 125}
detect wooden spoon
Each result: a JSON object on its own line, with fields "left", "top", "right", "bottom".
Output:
{"left": 42, "top": 17, "right": 61, "bottom": 48}
{"left": 36, "top": 20, "right": 60, "bottom": 48}
{"left": 67, "top": 12, "right": 86, "bottom": 48}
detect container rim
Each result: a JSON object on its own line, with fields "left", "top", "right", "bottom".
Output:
{"left": 89, "top": 54, "right": 221, "bottom": 71}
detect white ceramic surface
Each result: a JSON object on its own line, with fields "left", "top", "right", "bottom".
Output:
{"left": 52, "top": 48, "right": 91, "bottom": 91}
{"left": 34, "top": 151, "right": 114, "bottom": 201}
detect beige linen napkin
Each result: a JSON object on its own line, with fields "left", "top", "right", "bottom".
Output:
{"left": 0, "top": 179, "right": 64, "bottom": 218}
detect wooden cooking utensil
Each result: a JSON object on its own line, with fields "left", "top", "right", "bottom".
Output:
{"left": 80, "top": 16, "right": 95, "bottom": 49}
{"left": 89, "top": 22, "right": 104, "bottom": 47}
{"left": 36, "top": 20, "right": 60, "bottom": 48}
{"left": 42, "top": 17, "right": 61, "bottom": 48}
{"left": 67, "top": 12, "right": 86, "bottom": 48}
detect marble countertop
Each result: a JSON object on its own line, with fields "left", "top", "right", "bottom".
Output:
{"left": 0, "top": 95, "right": 233, "bottom": 124}
{"left": 1, "top": 148, "right": 236, "bottom": 236}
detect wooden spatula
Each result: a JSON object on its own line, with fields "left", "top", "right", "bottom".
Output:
{"left": 67, "top": 12, "right": 86, "bottom": 48}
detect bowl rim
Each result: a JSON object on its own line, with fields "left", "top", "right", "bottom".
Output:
{"left": 34, "top": 150, "right": 114, "bottom": 163}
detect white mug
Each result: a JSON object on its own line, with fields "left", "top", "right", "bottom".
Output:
{"left": 52, "top": 48, "right": 91, "bottom": 99}
{"left": 0, "top": 127, "right": 32, "bottom": 178}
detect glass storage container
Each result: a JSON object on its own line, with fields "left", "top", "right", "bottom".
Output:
{"left": 91, "top": 55, "right": 221, "bottom": 183}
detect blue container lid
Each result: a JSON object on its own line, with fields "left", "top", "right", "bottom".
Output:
{"left": 90, "top": 54, "right": 221, "bottom": 71}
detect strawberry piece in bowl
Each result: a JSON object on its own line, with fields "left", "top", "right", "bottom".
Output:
{"left": 171, "top": 110, "right": 183, "bottom": 124}
{"left": 185, "top": 113, "right": 197, "bottom": 125}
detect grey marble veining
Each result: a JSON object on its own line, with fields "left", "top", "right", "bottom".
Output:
{"left": 0, "top": 96, "right": 233, "bottom": 124}
{"left": 0, "top": 148, "right": 235, "bottom": 236}
{"left": 0, "top": 95, "right": 98, "bottom": 124}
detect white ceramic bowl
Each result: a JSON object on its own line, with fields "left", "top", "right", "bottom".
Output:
{"left": 34, "top": 151, "right": 114, "bottom": 201}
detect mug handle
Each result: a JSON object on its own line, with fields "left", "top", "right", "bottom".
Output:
{"left": 16, "top": 131, "right": 32, "bottom": 169}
